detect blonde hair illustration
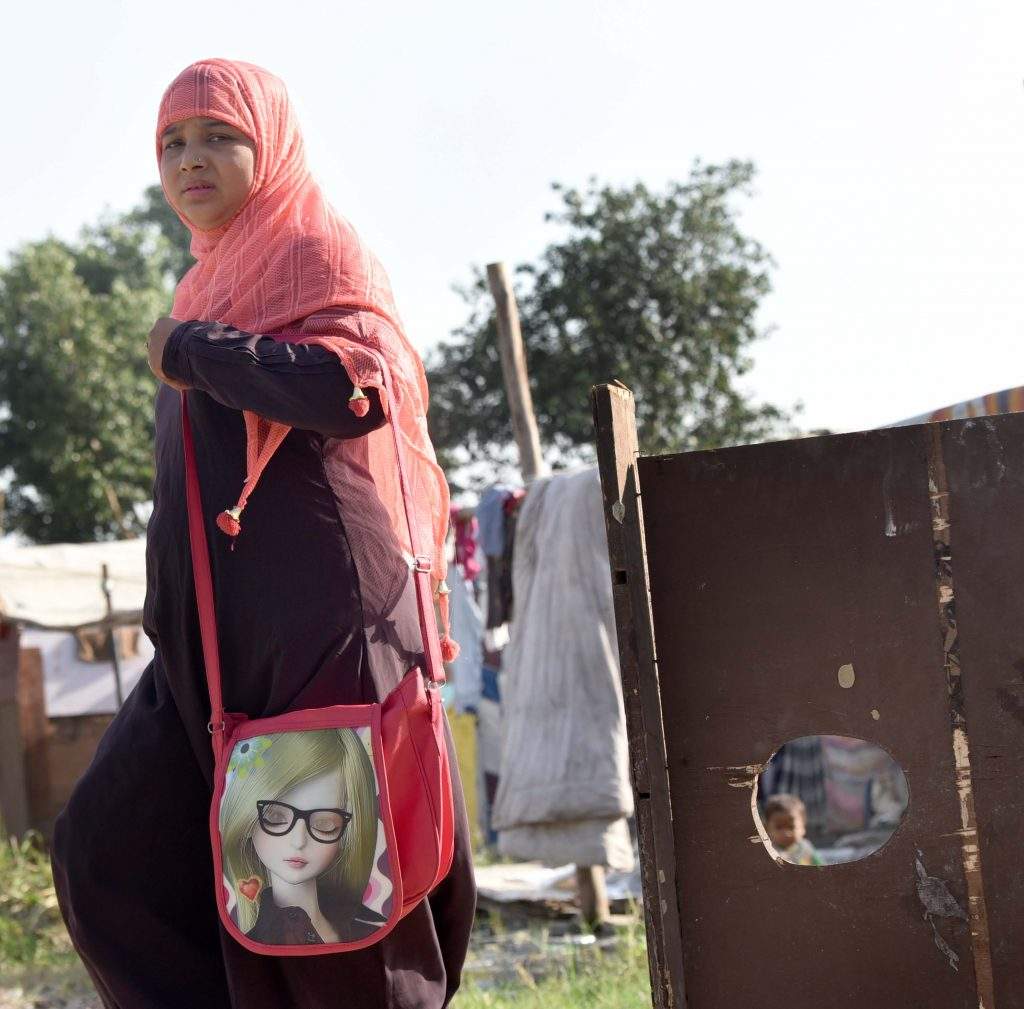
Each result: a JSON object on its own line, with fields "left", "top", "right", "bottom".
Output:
{"left": 219, "top": 728, "right": 379, "bottom": 934}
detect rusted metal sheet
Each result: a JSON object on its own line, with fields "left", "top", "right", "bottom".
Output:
{"left": 635, "top": 423, "right": 994, "bottom": 1008}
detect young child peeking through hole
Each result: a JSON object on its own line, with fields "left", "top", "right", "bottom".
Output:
{"left": 761, "top": 794, "right": 824, "bottom": 866}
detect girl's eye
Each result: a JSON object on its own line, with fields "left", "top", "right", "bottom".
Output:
{"left": 163, "top": 140, "right": 183, "bottom": 151}
{"left": 209, "top": 134, "right": 230, "bottom": 142}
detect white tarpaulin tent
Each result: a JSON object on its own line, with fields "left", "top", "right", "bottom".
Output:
{"left": 0, "top": 538, "right": 147, "bottom": 630}
{"left": 23, "top": 628, "right": 152, "bottom": 717}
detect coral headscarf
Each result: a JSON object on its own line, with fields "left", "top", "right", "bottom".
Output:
{"left": 157, "top": 59, "right": 453, "bottom": 647}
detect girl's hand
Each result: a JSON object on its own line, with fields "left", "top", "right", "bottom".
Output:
{"left": 148, "top": 317, "right": 189, "bottom": 390}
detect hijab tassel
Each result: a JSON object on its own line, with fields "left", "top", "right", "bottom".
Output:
{"left": 348, "top": 386, "right": 370, "bottom": 418}
{"left": 217, "top": 505, "right": 244, "bottom": 539}
{"left": 440, "top": 634, "right": 461, "bottom": 663}
{"left": 436, "top": 580, "right": 461, "bottom": 663}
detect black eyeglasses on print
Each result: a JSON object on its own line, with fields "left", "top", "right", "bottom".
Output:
{"left": 256, "top": 800, "right": 353, "bottom": 843}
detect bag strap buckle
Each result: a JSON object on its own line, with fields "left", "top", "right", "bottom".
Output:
{"left": 411, "top": 555, "right": 432, "bottom": 575}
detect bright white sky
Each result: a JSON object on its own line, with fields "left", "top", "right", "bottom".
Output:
{"left": 2, "top": 0, "right": 1022, "bottom": 436}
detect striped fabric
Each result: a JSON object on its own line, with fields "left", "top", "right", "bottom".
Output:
{"left": 893, "top": 385, "right": 1024, "bottom": 427}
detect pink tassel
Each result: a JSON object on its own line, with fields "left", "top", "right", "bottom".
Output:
{"left": 440, "top": 635, "right": 461, "bottom": 663}
{"left": 437, "top": 581, "right": 460, "bottom": 662}
{"left": 348, "top": 386, "right": 370, "bottom": 417}
{"left": 217, "top": 506, "right": 243, "bottom": 538}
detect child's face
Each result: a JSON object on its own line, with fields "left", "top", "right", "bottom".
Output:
{"left": 766, "top": 810, "right": 806, "bottom": 851}
{"left": 253, "top": 768, "right": 347, "bottom": 885}
{"left": 159, "top": 116, "right": 257, "bottom": 231}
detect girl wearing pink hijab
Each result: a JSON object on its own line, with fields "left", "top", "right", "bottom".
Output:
{"left": 51, "top": 59, "right": 475, "bottom": 1008}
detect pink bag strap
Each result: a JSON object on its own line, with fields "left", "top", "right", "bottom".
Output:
{"left": 181, "top": 393, "right": 226, "bottom": 733}
{"left": 180, "top": 347, "right": 445, "bottom": 746}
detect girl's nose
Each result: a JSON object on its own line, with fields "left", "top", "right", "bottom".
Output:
{"left": 289, "top": 820, "right": 309, "bottom": 849}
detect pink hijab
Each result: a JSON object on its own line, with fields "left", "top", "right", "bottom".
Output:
{"left": 157, "top": 59, "right": 455, "bottom": 654}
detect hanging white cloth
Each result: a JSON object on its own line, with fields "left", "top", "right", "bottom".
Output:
{"left": 492, "top": 467, "right": 634, "bottom": 870}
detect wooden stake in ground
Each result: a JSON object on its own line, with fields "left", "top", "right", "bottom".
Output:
{"left": 575, "top": 864, "right": 610, "bottom": 930}
{"left": 100, "top": 564, "right": 125, "bottom": 709}
{"left": 486, "top": 262, "right": 545, "bottom": 482}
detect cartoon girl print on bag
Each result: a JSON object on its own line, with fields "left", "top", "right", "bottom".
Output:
{"left": 219, "top": 728, "right": 392, "bottom": 946}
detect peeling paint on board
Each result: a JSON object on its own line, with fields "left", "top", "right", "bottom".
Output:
{"left": 915, "top": 851, "right": 966, "bottom": 971}
{"left": 882, "top": 462, "right": 919, "bottom": 537}
{"left": 707, "top": 762, "right": 767, "bottom": 790}
{"left": 916, "top": 853, "right": 968, "bottom": 921}
{"left": 927, "top": 427, "right": 997, "bottom": 1007}
{"left": 747, "top": 784, "right": 787, "bottom": 867}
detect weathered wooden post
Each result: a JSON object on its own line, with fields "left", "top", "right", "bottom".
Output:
{"left": 100, "top": 563, "right": 125, "bottom": 709}
{"left": 591, "top": 382, "right": 686, "bottom": 1009}
{"left": 486, "top": 262, "right": 545, "bottom": 481}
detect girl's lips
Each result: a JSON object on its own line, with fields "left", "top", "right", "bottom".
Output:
{"left": 183, "top": 184, "right": 215, "bottom": 199}
{"left": 284, "top": 857, "right": 308, "bottom": 868}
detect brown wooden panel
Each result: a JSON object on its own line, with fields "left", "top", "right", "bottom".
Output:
{"left": 0, "top": 622, "right": 29, "bottom": 838}
{"left": 942, "top": 412, "right": 1024, "bottom": 1008}
{"left": 638, "top": 426, "right": 976, "bottom": 1008}
{"left": 18, "top": 647, "right": 51, "bottom": 830}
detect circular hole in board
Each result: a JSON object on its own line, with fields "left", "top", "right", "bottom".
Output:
{"left": 753, "top": 735, "right": 908, "bottom": 866}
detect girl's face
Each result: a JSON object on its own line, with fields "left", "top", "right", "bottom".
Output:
{"left": 252, "top": 768, "right": 347, "bottom": 885}
{"left": 159, "top": 116, "right": 256, "bottom": 231}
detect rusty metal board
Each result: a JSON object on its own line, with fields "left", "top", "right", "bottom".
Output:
{"left": 634, "top": 414, "right": 1024, "bottom": 1009}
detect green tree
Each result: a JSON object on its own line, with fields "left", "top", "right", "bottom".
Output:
{"left": 126, "top": 184, "right": 194, "bottom": 282}
{"left": 427, "top": 161, "right": 792, "bottom": 483}
{"left": 0, "top": 220, "right": 170, "bottom": 542}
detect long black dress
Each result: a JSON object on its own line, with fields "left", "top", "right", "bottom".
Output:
{"left": 51, "top": 322, "right": 477, "bottom": 1009}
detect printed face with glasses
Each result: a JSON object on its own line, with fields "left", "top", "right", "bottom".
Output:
{"left": 252, "top": 768, "right": 351, "bottom": 884}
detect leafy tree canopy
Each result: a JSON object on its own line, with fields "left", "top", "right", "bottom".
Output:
{"left": 126, "top": 184, "right": 194, "bottom": 283}
{"left": 0, "top": 218, "right": 172, "bottom": 542}
{"left": 427, "top": 161, "right": 792, "bottom": 488}
{"left": 0, "top": 165, "right": 789, "bottom": 538}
